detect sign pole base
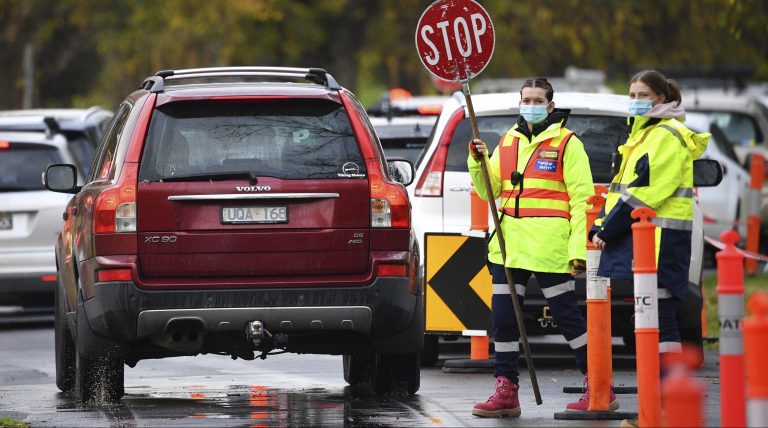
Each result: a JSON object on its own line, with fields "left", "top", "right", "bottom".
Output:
{"left": 441, "top": 358, "right": 495, "bottom": 374}
{"left": 554, "top": 410, "right": 638, "bottom": 420}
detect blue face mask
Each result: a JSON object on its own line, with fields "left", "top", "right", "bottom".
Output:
{"left": 629, "top": 99, "right": 652, "bottom": 116}
{"left": 520, "top": 104, "right": 549, "bottom": 124}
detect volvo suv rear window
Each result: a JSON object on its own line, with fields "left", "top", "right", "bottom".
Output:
{"left": 139, "top": 100, "right": 366, "bottom": 181}
{"left": 0, "top": 143, "right": 62, "bottom": 191}
{"left": 445, "top": 114, "right": 627, "bottom": 183}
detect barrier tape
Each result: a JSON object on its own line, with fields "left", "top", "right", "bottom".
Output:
{"left": 704, "top": 235, "right": 768, "bottom": 268}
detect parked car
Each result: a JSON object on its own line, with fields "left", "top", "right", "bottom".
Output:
{"left": 44, "top": 67, "right": 422, "bottom": 402}
{"left": 0, "top": 107, "right": 112, "bottom": 177}
{"left": 411, "top": 91, "right": 720, "bottom": 354}
{"left": 370, "top": 115, "right": 437, "bottom": 164}
{"left": 0, "top": 109, "right": 110, "bottom": 320}
{"left": 682, "top": 90, "right": 768, "bottom": 155}
{"left": 686, "top": 112, "right": 750, "bottom": 247}
{"left": 683, "top": 90, "right": 768, "bottom": 238}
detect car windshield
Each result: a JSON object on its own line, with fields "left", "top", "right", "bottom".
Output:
{"left": 0, "top": 142, "right": 63, "bottom": 191}
{"left": 701, "top": 111, "right": 762, "bottom": 146}
{"left": 374, "top": 119, "right": 436, "bottom": 164}
{"left": 139, "top": 100, "right": 366, "bottom": 181}
{"left": 445, "top": 114, "right": 627, "bottom": 183}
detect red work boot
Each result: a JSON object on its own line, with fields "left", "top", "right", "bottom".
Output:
{"left": 472, "top": 376, "right": 522, "bottom": 418}
{"left": 565, "top": 375, "right": 620, "bottom": 412}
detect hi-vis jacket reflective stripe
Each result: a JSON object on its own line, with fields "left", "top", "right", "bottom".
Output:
{"left": 468, "top": 120, "right": 594, "bottom": 273}
{"left": 499, "top": 132, "right": 574, "bottom": 219}
{"left": 593, "top": 115, "right": 710, "bottom": 299}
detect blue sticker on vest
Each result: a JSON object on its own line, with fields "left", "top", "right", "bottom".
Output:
{"left": 534, "top": 160, "right": 557, "bottom": 172}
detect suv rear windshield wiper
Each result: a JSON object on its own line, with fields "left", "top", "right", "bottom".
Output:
{"left": 156, "top": 171, "right": 259, "bottom": 183}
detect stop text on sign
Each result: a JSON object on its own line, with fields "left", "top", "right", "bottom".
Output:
{"left": 420, "top": 13, "right": 488, "bottom": 65}
{"left": 415, "top": 0, "right": 495, "bottom": 82}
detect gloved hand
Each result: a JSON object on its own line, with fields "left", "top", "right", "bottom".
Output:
{"left": 468, "top": 138, "right": 487, "bottom": 159}
{"left": 570, "top": 259, "right": 586, "bottom": 277}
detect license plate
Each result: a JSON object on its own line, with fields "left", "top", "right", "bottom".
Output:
{"left": 0, "top": 213, "right": 11, "bottom": 230}
{"left": 221, "top": 206, "right": 287, "bottom": 224}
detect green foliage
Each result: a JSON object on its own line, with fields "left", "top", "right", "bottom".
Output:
{"left": 0, "top": 0, "right": 766, "bottom": 109}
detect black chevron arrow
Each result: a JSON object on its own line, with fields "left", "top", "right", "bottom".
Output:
{"left": 428, "top": 236, "right": 492, "bottom": 331}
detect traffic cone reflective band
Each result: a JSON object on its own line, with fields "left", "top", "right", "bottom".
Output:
{"left": 586, "top": 185, "right": 612, "bottom": 411}
{"left": 661, "top": 345, "right": 705, "bottom": 427}
{"left": 743, "top": 292, "right": 768, "bottom": 427}
{"left": 630, "top": 207, "right": 661, "bottom": 428}
{"left": 746, "top": 154, "right": 764, "bottom": 275}
{"left": 717, "top": 230, "right": 746, "bottom": 427}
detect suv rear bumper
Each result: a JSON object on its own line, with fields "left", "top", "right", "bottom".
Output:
{"left": 77, "top": 276, "right": 424, "bottom": 358}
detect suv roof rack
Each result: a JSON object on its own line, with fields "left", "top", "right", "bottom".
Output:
{"left": 140, "top": 67, "right": 341, "bottom": 93}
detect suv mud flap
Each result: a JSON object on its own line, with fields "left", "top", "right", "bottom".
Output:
{"left": 75, "top": 290, "right": 123, "bottom": 358}
{"left": 371, "top": 290, "right": 424, "bottom": 353}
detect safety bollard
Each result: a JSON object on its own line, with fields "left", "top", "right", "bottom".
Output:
{"left": 468, "top": 183, "right": 490, "bottom": 363}
{"left": 746, "top": 154, "right": 764, "bottom": 275}
{"left": 586, "top": 185, "right": 612, "bottom": 412}
{"left": 661, "top": 344, "right": 705, "bottom": 427}
{"left": 743, "top": 292, "right": 768, "bottom": 427}
{"left": 631, "top": 207, "right": 661, "bottom": 428}
{"left": 717, "top": 230, "right": 746, "bottom": 427}
{"left": 470, "top": 183, "right": 489, "bottom": 232}
{"left": 470, "top": 334, "right": 490, "bottom": 360}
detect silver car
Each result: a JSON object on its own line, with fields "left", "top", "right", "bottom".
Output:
{"left": 0, "top": 129, "right": 87, "bottom": 319}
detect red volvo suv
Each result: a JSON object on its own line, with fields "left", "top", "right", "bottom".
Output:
{"left": 44, "top": 67, "right": 422, "bottom": 402}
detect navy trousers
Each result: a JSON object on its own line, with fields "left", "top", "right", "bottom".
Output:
{"left": 488, "top": 262, "right": 588, "bottom": 384}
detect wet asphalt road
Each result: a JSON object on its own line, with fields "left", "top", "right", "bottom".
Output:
{"left": 0, "top": 325, "right": 722, "bottom": 427}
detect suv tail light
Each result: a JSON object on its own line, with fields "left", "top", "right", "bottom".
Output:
{"left": 341, "top": 92, "right": 410, "bottom": 228}
{"left": 369, "top": 173, "right": 409, "bottom": 228}
{"left": 414, "top": 109, "right": 464, "bottom": 197}
{"left": 95, "top": 163, "right": 138, "bottom": 233}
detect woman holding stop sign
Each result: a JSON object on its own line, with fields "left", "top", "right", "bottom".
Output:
{"left": 468, "top": 78, "right": 617, "bottom": 417}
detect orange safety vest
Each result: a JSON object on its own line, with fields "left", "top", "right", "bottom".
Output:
{"left": 498, "top": 131, "right": 574, "bottom": 219}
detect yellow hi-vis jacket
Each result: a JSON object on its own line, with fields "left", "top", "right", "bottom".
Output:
{"left": 593, "top": 115, "right": 710, "bottom": 299}
{"left": 468, "top": 119, "right": 594, "bottom": 273}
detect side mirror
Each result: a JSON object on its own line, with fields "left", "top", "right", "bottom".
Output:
{"left": 387, "top": 158, "right": 414, "bottom": 186}
{"left": 44, "top": 164, "right": 80, "bottom": 193}
{"left": 693, "top": 159, "right": 723, "bottom": 188}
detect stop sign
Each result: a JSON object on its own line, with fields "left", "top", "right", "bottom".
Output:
{"left": 415, "top": 0, "right": 495, "bottom": 82}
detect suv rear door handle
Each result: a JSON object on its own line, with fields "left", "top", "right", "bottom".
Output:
{"left": 449, "top": 186, "right": 472, "bottom": 192}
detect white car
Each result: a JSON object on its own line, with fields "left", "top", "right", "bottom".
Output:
{"left": 410, "top": 91, "right": 718, "bottom": 349}
{"left": 686, "top": 112, "right": 750, "bottom": 245}
{"left": 0, "top": 129, "right": 87, "bottom": 319}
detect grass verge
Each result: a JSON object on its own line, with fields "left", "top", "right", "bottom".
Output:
{"left": 0, "top": 417, "right": 29, "bottom": 428}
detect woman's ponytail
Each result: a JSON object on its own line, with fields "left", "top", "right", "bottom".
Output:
{"left": 665, "top": 78, "right": 682, "bottom": 106}
{"left": 631, "top": 70, "right": 684, "bottom": 106}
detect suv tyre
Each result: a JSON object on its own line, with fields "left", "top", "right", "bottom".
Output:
{"left": 342, "top": 353, "right": 369, "bottom": 386}
{"left": 54, "top": 283, "right": 75, "bottom": 392}
{"left": 369, "top": 352, "right": 420, "bottom": 395}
